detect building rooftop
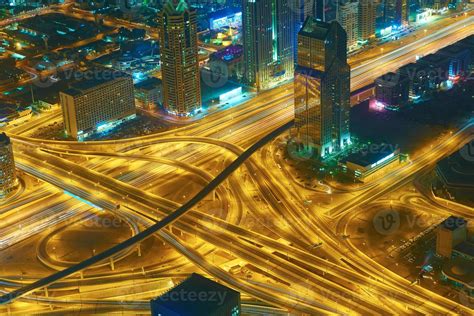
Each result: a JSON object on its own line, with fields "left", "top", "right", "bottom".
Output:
{"left": 299, "top": 17, "right": 330, "bottom": 40}
{"left": 62, "top": 70, "right": 130, "bottom": 96}
{"left": 0, "top": 132, "right": 10, "bottom": 146}
{"left": 134, "top": 77, "right": 162, "bottom": 91}
{"left": 418, "top": 53, "right": 450, "bottom": 66}
{"left": 162, "top": 0, "right": 192, "bottom": 16}
{"left": 443, "top": 256, "right": 474, "bottom": 288}
{"left": 440, "top": 216, "right": 467, "bottom": 231}
{"left": 436, "top": 145, "right": 474, "bottom": 189}
{"left": 151, "top": 273, "right": 239, "bottom": 315}
{"left": 454, "top": 241, "right": 474, "bottom": 258}
{"left": 437, "top": 44, "right": 470, "bottom": 56}
{"left": 375, "top": 72, "right": 408, "bottom": 85}
{"left": 344, "top": 144, "right": 398, "bottom": 168}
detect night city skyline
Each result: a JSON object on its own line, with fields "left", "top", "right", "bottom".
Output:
{"left": 0, "top": 0, "right": 473, "bottom": 315}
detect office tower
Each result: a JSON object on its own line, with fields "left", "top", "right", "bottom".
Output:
{"left": 60, "top": 73, "right": 136, "bottom": 140}
{"left": 242, "top": 0, "right": 294, "bottom": 91}
{"left": 337, "top": 0, "right": 359, "bottom": 51}
{"left": 294, "top": 18, "right": 351, "bottom": 158}
{"left": 358, "top": 0, "right": 376, "bottom": 42}
{"left": 314, "top": 0, "right": 325, "bottom": 21}
{"left": 436, "top": 216, "right": 467, "bottom": 257}
{"left": 384, "top": 0, "right": 408, "bottom": 27}
{"left": 293, "top": 0, "right": 315, "bottom": 59}
{"left": 293, "top": 0, "right": 315, "bottom": 34}
{"left": 0, "top": 133, "right": 17, "bottom": 198}
{"left": 158, "top": 0, "right": 201, "bottom": 116}
{"left": 150, "top": 273, "right": 241, "bottom": 316}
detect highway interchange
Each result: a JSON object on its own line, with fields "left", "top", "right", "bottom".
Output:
{"left": 0, "top": 8, "right": 473, "bottom": 316}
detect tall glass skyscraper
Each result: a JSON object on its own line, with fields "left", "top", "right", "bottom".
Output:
{"left": 293, "top": 18, "right": 351, "bottom": 158}
{"left": 242, "top": 0, "right": 295, "bottom": 91}
{"left": 358, "top": 0, "right": 376, "bottom": 42}
{"left": 383, "top": 0, "right": 408, "bottom": 27}
{"left": 158, "top": 0, "right": 201, "bottom": 116}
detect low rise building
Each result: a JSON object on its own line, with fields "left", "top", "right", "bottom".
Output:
{"left": 434, "top": 143, "right": 474, "bottom": 204}
{"left": 134, "top": 77, "right": 162, "bottom": 110}
{"left": 60, "top": 71, "right": 136, "bottom": 140}
{"left": 341, "top": 144, "right": 402, "bottom": 182}
{"left": 375, "top": 72, "right": 410, "bottom": 110}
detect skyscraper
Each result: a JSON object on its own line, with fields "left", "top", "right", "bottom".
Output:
{"left": 383, "top": 0, "right": 408, "bottom": 27}
{"left": 293, "top": 0, "right": 315, "bottom": 60}
{"left": 242, "top": 0, "right": 294, "bottom": 91}
{"left": 293, "top": 18, "right": 351, "bottom": 158}
{"left": 0, "top": 133, "right": 17, "bottom": 198}
{"left": 337, "top": 0, "right": 359, "bottom": 51}
{"left": 358, "top": 0, "right": 376, "bottom": 42}
{"left": 158, "top": 0, "right": 201, "bottom": 116}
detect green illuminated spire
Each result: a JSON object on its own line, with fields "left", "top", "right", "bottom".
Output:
{"left": 163, "top": 0, "right": 190, "bottom": 15}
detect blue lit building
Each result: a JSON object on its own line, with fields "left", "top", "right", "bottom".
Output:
{"left": 150, "top": 273, "right": 241, "bottom": 316}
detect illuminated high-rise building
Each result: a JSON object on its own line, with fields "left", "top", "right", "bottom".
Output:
{"left": 158, "top": 0, "right": 201, "bottom": 116}
{"left": 383, "top": 0, "right": 408, "bottom": 27}
{"left": 60, "top": 73, "right": 136, "bottom": 140}
{"left": 358, "top": 0, "right": 376, "bottom": 42}
{"left": 293, "top": 18, "right": 351, "bottom": 158}
{"left": 0, "top": 133, "right": 17, "bottom": 198}
{"left": 242, "top": 0, "right": 294, "bottom": 91}
{"left": 337, "top": 0, "right": 359, "bottom": 51}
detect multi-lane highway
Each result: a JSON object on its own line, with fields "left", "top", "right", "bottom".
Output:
{"left": 1, "top": 7, "right": 474, "bottom": 316}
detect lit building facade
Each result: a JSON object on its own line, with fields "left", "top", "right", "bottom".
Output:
{"left": 60, "top": 74, "right": 136, "bottom": 140}
{"left": 0, "top": 133, "right": 17, "bottom": 198}
{"left": 337, "top": 0, "right": 359, "bottom": 51}
{"left": 134, "top": 77, "right": 163, "bottom": 110}
{"left": 294, "top": 18, "right": 351, "bottom": 158}
{"left": 242, "top": 0, "right": 295, "bottom": 91}
{"left": 383, "top": 0, "right": 408, "bottom": 27}
{"left": 158, "top": 0, "right": 201, "bottom": 116}
{"left": 375, "top": 72, "right": 410, "bottom": 110}
{"left": 358, "top": 0, "right": 376, "bottom": 42}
